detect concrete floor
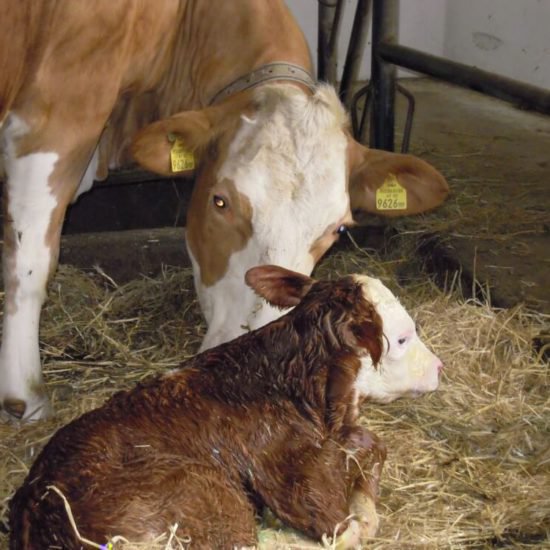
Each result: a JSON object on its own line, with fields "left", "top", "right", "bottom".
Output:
{"left": 59, "top": 78, "right": 550, "bottom": 323}
{"left": 390, "top": 78, "right": 550, "bottom": 315}
{"left": 349, "top": 77, "right": 550, "bottom": 356}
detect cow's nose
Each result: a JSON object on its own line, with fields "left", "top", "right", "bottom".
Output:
{"left": 437, "top": 362, "right": 444, "bottom": 374}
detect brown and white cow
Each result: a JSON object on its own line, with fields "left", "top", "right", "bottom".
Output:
{"left": 0, "top": 1, "right": 448, "bottom": 420}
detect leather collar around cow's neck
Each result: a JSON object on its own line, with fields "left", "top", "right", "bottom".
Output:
{"left": 209, "top": 62, "right": 316, "bottom": 105}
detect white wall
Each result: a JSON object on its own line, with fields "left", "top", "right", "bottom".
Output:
{"left": 286, "top": 0, "right": 550, "bottom": 88}
{"left": 443, "top": 0, "right": 550, "bottom": 89}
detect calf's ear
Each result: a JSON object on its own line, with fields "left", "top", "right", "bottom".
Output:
{"left": 347, "top": 136, "right": 449, "bottom": 218}
{"left": 351, "top": 302, "right": 384, "bottom": 366}
{"left": 245, "top": 265, "right": 314, "bottom": 309}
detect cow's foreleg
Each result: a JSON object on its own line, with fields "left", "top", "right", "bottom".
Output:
{"left": 0, "top": 114, "right": 100, "bottom": 421}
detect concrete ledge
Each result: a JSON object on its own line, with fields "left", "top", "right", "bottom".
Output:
{"left": 60, "top": 227, "right": 191, "bottom": 283}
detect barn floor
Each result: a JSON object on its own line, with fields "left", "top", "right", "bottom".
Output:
{"left": 392, "top": 78, "right": 550, "bottom": 318}
{"left": 58, "top": 78, "right": 550, "bottom": 323}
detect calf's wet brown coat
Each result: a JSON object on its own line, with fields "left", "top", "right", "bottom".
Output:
{"left": 9, "top": 266, "right": 386, "bottom": 549}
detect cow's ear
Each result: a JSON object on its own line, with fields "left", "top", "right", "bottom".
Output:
{"left": 347, "top": 136, "right": 449, "bottom": 218}
{"left": 245, "top": 265, "right": 314, "bottom": 309}
{"left": 131, "top": 108, "right": 217, "bottom": 176}
{"left": 132, "top": 95, "right": 250, "bottom": 176}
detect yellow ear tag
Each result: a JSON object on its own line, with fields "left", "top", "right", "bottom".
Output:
{"left": 376, "top": 173, "right": 407, "bottom": 211}
{"left": 169, "top": 135, "right": 195, "bottom": 173}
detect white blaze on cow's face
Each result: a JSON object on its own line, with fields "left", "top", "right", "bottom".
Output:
{"left": 186, "top": 85, "right": 352, "bottom": 350}
{"left": 353, "top": 275, "right": 443, "bottom": 403}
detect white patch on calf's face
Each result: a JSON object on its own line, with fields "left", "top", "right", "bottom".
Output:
{"left": 353, "top": 275, "right": 442, "bottom": 403}
{"left": 193, "top": 86, "right": 351, "bottom": 349}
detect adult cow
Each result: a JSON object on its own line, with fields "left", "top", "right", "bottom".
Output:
{"left": 0, "top": 1, "right": 448, "bottom": 421}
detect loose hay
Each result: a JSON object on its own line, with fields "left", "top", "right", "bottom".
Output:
{"left": 1, "top": 246, "right": 548, "bottom": 549}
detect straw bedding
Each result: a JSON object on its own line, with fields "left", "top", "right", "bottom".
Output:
{"left": 0, "top": 243, "right": 548, "bottom": 549}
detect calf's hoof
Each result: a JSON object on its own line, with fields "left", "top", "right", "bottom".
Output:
{"left": 326, "top": 519, "right": 362, "bottom": 550}
{"left": 262, "top": 507, "right": 285, "bottom": 530}
{"left": 349, "top": 492, "right": 379, "bottom": 539}
{"left": 326, "top": 495, "right": 378, "bottom": 548}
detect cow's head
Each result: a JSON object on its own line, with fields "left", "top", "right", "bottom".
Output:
{"left": 353, "top": 275, "right": 443, "bottom": 402}
{"left": 132, "top": 84, "right": 448, "bottom": 350}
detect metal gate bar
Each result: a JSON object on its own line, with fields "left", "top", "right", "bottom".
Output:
{"left": 371, "top": 0, "right": 550, "bottom": 151}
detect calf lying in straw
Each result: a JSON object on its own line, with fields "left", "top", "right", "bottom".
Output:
{"left": 10, "top": 266, "right": 442, "bottom": 549}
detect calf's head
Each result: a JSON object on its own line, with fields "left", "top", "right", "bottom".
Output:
{"left": 132, "top": 84, "right": 448, "bottom": 350}
{"left": 353, "top": 276, "right": 443, "bottom": 403}
{"left": 245, "top": 265, "right": 442, "bottom": 404}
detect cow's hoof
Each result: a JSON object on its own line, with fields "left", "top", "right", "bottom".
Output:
{"left": 1, "top": 394, "right": 52, "bottom": 422}
{"left": 349, "top": 492, "right": 379, "bottom": 539}
{"left": 3, "top": 397, "right": 27, "bottom": 419}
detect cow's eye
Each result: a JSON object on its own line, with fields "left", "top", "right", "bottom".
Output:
{"left": 397, "top": 336, "right": 408, "bottom": 346}
{"left": 213, "top": 195, "right": 227, "bottom": 209}
{"left": 336, "top": 224, "right": 348, "bottom": 235}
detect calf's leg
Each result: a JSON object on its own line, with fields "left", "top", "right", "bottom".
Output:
{"left": 11, "top": 463, "right": 258, "bottom": 549}
{"left": 254, "top": 440, "right": 357, "bottom": 544}
{"left": 91, "top": 464, "right": 258, "bottom": 549}
{"left": 255, "top": 428, "right": 386, "bottom": 547}
{"left": 342, "top": 426, "right": 387, "bottom": 541}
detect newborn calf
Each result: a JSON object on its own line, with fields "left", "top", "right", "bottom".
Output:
{"left": 10, "top": 267, "right": 441, "bottom": 549}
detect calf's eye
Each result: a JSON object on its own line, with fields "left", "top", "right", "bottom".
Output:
{"left": 398, "top": 337, "right": 408, "bottom": 346}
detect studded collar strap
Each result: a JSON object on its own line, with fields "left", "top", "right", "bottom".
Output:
{"left": 209, "top": 62, "right": 316, "bottom": 105}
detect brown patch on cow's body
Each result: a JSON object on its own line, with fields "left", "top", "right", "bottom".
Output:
{"left": 187, "top": 176, "right": 254, "bottom": 286}
{"left": 4, "top": 1, "right": 312, "bottom": 170}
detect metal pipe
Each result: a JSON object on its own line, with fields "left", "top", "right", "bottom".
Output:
{"left": 396, "top": 84, "right": 415, "bottom": 153}
{"left": 377, "top": 42, "right": 550, "bottom": 115}
{"left": 317, "top": 0, "right": 344, "bottom": 85}
{"left": 339, "top": 0, "right": 371, "bottom": 108}
{"left": 370, "top": 0, "right": 398, "bottom": 151}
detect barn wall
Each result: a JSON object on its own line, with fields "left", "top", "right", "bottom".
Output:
{"left": 286, "top": 0, "right": 550, "bottom": 87}
{"left": 443, "top": 0, "right": 550, "bottom": 89}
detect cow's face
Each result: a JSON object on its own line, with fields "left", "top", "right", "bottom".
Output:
{"left": 187, "top": 86, "right": 353, "bottom": 349}
{"left": 132, "top": 84, "right": 449, "bottom": 351}
{"left": 353, "top": 276, "right": 443, "bottom": 403}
